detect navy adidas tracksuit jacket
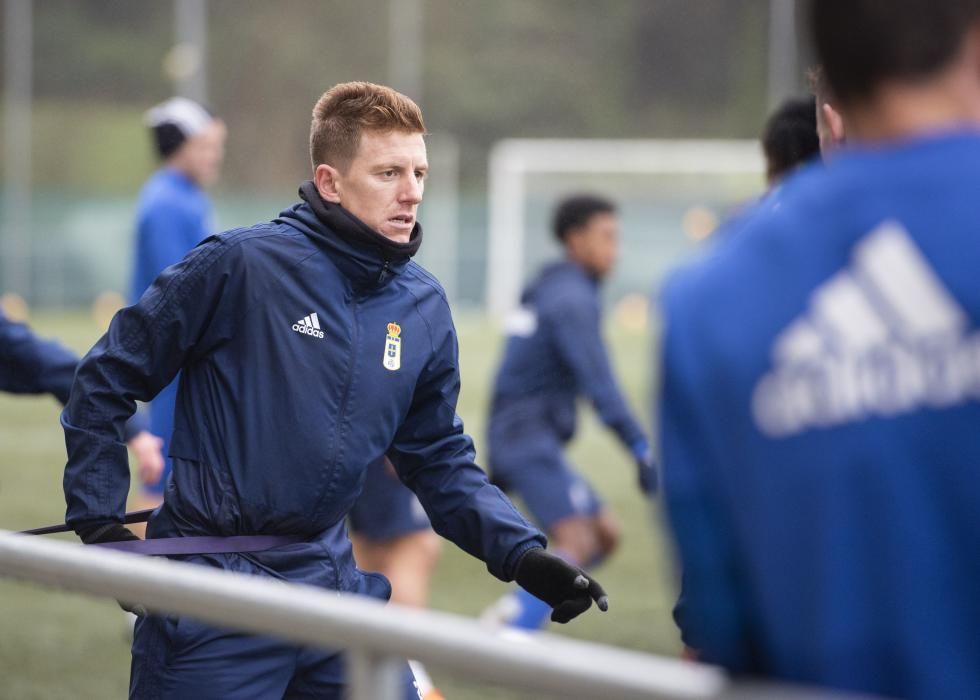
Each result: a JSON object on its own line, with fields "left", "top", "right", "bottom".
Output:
{"left": 63, "top": 182, "right": 544, "bottom": 591}
{"left": 660, "top": 131, "right": 980, "bottom": 700}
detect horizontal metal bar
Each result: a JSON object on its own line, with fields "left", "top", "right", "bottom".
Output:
{"left": 0, "top": 531, "right": 878, "bottom": 700}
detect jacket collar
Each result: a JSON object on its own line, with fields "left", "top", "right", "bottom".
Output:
{"left": 276, "top": 181, "right": 423, "bottom": 290}
{"left": 546, "top": 259, "right": 601, "bottom": 288}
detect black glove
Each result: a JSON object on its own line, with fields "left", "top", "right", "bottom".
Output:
{"left": 76, "top": 521, "right": 140, "bottom": 545}
{"left": 514, "top": 548, "right": 609, "bottom": 623}
{"left": 631, "top": 440, "right": 659, "bottom": 496}
{"left": 637, "top": 457, "right": 658, "bottom": 495}
{"left": 75, "top": 522, "right": 145, "bottom": 615}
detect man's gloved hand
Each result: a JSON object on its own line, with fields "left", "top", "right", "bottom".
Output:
{"left": 514, "top": 548, "right": 609, "bottom": 623}
{"left": 76, "top": 522, "right": 145, "bottom": 615}
{"left": 631, "top": 439, "right": 659, "bottom": 496}
{"left": 76, "top": 521, "right": 140, "bottom": 545}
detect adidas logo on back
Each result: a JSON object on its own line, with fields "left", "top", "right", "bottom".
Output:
{"left": 752, "top": 221, "right": 980, "bottom": 437}
{"left": 292, "top": 312, "right": 324, "bottom": 339}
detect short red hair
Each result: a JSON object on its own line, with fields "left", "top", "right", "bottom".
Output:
{"left": 309, "top": 81, "right": 426, "bottom": 171}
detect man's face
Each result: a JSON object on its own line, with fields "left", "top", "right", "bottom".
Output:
{"left": 175, "top": 120, "right": 226, "bottom": 188}
{"left": 566, "top": 211, "right": 620, "bottom": 279}
{"left": 328, "top": 130, "right": 428, "bottom": 243}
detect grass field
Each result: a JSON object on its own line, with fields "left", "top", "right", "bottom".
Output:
{"left": 0, "top": 310, "right": 680, "bottom": 699}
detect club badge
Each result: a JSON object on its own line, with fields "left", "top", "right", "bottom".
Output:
{"left": 383, "top": 322, "right": 402, "bottom": 371}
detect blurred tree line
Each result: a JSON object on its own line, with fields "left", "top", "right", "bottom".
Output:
{"left": 11, "top": 0, "right": 779, "bottom": 194}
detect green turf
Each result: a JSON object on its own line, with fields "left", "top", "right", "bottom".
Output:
{"left": 0, "top": 310, "right": 680, "bottom": 699}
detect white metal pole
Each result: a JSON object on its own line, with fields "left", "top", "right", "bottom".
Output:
{"left": 419, "top": 134, "right": 460, "bottom": 303}
{"left": 2, "top": 0, "right": 33, "bottom": 298}
{"left": 0, "top": 531, "right": 883, "bottom": 699}
{"left": 388, "top": 0, "right": 423, "bottom": 101}
{"left": 0, "top": 530, "right": 732, "bottom": 700}
{"left": 768, "top": 0, "right": 798, "bottom": 110}
{"left": 174, "top": 0, "right": 208, "bottom": 103}
{"left": 486, "top": 144, "right": 526, "bottom": 318}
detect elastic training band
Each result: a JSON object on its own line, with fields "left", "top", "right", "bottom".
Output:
{"left": 20, "top": 511, "right": 305, "bottom": 555}
{"left": 20, "top": 508, "right": 156, "bottom": 536}
{"left": 93, "top": 535, "right": 306, "bottom": 556}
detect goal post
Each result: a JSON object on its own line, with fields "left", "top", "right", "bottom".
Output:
{"left": 486, "top": 139, "right": 766, "bottom": 317}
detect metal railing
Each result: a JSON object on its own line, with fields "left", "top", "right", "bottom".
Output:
{"left": 0, "top": 530, "right": 872, "bottom": 699}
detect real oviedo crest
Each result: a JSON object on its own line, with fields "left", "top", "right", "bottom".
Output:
{"left": 383, "top": 322, "right": 402, "bottom": 371}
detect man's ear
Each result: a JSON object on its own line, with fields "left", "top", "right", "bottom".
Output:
{"left": 823, "top": 103, "right": 846, "bottom": 146}
{"left": 562, "top": 228, "right": 584, "bottom": 259}
{"left": 314, "top": 163, "right": 342, "bottom": 204}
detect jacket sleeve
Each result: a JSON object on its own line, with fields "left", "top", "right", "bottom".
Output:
{"left": 63, "top": 237, "right": 242, "bottom": 530}
{"left": 659, "top": 282, "right": 759, "bottom": 672}
{"left": 389, "top": 308, "right": 546, "bottom": 581}
{"left": 546, "top": 294, "right": 647, "bottom": 451}
{"left": 0, "top": 314, "right": 154, "bottom": 445}
{"left": 0, "top": 311, "right": 79, "bottom": 404}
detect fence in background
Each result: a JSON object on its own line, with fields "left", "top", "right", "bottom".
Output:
{"left": 0, "top": 530, "right": 885, "bottom": 699}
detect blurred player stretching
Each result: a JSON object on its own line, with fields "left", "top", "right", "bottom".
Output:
{"left": 484, "top": 195, "right": 656, "bottom": 630}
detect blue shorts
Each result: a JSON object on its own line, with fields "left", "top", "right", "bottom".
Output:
{"left": 348, "top": 458, "right": 431, "bottom": 542}
{"left": 488, "top": 423, "right": 602, "bottom": 531}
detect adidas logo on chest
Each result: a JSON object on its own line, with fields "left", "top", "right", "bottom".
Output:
{"left": 292, "top": 312, "right": 324, "bottom": 339}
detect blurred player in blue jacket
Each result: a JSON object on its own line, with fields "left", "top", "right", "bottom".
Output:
{"left": 660, "top": 2, "right": 980, "bottom": 697}
{"left": 63, "top": 82, "right": 607, "bottom": 700}
{"left": 129, "top": 97, "right": 225, "bottom": 521}
{"left": 484, "top": 195, "right": 656, "bottom": 631}
{"left": 0, "top": 308, "right": 162, "bottom": 482}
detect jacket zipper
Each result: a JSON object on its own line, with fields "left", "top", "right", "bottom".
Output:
{"left": 315, "top": 296, "right": 360, "bottom": 520}
{"left": 335, "top": 298, "right": 360, "bottom": 452}
{"left": 377, "top": 259, "right": 391, "bottom": 285}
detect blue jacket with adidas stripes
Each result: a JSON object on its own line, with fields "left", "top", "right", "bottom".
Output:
{"left": 659, "top": 131, "right": 980, "bottom": 700}
{"left": 62, "top": 182, "right": 545, "bottom": 592}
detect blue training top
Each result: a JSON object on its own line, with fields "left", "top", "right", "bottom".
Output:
{"left": 490, "top": 260, "right": 647, "bottom": 453}
{"left": 660, "top": 130, "right": 980, "bottom": 700}
{"left": 129, "top": 167, "right": 212, "bottom": 490}
{"left": 130, "top": 167, "right": 212, "bottom": 304}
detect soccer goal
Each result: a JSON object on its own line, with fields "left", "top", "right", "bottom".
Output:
{"left": 485, "top": 139, "right": 765, "bottom": 317}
